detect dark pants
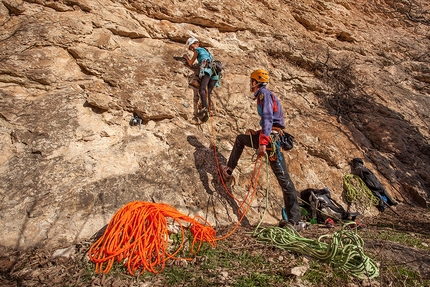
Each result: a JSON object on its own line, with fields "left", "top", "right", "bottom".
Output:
{"left": 227, "top": 133, "right": 301, "bottom": 224}
{"left": 199, "top": 73, "right": 217, "bottom": 109}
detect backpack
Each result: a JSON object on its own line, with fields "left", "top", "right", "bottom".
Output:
{"left": 200, "top": 47, "right": 222, "bottom": 75}
{"left": 300, "top": 188, "right": 359, "bottom": 223}
{"left": 351, "top": 159, "right": 397, "bottom": 209}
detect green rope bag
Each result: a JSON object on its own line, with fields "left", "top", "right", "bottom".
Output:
{"left": 253, "top": 222, "right": 379, "bottom": 279}
{"left": 343, "top": 174, "right": 379, "bottom": 206}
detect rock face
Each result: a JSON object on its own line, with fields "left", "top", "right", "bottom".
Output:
{"left": 0, "top": 0, "right": 429, "bottom": 249}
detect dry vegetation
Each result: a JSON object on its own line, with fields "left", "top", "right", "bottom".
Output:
{"left": 1, "top": 205, "right": 429, "bottom": 287}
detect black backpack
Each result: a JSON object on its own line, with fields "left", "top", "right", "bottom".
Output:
{"left": 300, "top": 188, "right": 359, "bottom": 223}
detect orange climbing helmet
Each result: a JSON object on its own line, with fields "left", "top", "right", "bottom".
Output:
{"left": 250, "top": 69, "right": 270, "bottom": 83}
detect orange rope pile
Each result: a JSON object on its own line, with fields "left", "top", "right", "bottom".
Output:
{"left": 88, "top": 201, "right": 216, "bottom": 275}
{"left": 88, "top": 102, "right": 266, "bottom": 276}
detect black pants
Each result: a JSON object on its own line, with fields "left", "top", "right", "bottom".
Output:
{"left": 199, "top": 73, "right": 217, "bottom": 109}
{"left": 227, "top": 133, "right": 301, "bottom": 224}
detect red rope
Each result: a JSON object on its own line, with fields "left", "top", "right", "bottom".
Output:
{"left": 207, "top": 105, "right": 264, "bottom": 241}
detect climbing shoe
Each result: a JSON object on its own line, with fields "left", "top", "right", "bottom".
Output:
{"left": 220, "top": 165, "right": 232, "bottom": 182}
{"left": 196, "top": 107, "right": 208, "bottom": 119}
{"left": 325, "top": 218, "right": 335, "bottom": 228}
{"left": 279, "top": 220, "right": 306, "bottom": 232}
{"left": 197, "top": 107, "right": 208, "bottom": 115}
{"left": 201, "top": 113, "right": 209, "bottom": 122}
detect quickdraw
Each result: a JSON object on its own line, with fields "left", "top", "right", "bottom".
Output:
{"left": 268, "top": 134, "right": 279, "bottom": 161}
{"left": 267, "top": 128, "right": 283, "bottom": 161}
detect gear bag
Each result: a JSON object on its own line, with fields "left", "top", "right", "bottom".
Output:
{"left": 280, "top": 132, "right": 294, "bottom": 151}
{"left": 129, "top": 114, "right": 143, "bottom": 129}
{"left": 212, "top": 60, "right": 222, "bottom": 74}
{"left": 300, "top": 188, "right": 360, "bottom": 223}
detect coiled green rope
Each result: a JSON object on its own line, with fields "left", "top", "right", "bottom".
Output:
{"left": 245, "top": 142, "right": 378, "bottom": 279}
{"left": 343, "top": 174, "right": 379, "bottom": 206}
{"left": 253, "top": 222, "right": 379, "bottom": 279}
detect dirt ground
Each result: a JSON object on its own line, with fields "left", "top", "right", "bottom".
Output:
{"left": 0, "top": 204, "right": 429, "bottom": 286}
{"left": 358, "top": 204, "right": 430, "bottom": 280}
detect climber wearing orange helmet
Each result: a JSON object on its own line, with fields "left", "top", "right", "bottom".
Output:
{"left": 183, "top": 37, "right": 220, "bottom": 122}
{"left": 220, "top": 69, "right": 303, "bottom": 230}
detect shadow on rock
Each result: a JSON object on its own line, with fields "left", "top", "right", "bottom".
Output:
{"left": 187, "top": 135, "right": 250, "bottom": 227}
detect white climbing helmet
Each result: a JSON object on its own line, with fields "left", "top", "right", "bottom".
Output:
{"left": 186, "top": 37, "right": 199, "bottom": 49}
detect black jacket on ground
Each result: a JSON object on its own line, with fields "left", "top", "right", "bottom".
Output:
{"left": 351, "top": 158, "right": 397, "bottom": 210}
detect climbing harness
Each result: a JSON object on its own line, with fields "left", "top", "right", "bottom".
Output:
{"left": 260, "top": 126, "right": 292, "bottom": 162}
{"left": 250, "top": 127, "right": 284, "bottom": 162}
{"left": 253, "top": 222, "right": 379, "bottom": 279}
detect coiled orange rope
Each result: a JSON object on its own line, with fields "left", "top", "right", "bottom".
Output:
{"left": 88, "top": 201, "right": 216, "bottom": 275}
{"left": 89, "top": 105, "right": 266, "bottom": 276}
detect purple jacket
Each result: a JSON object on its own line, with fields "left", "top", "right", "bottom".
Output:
{"left": 254, "top": 86, "right": 285, "bottom": 145}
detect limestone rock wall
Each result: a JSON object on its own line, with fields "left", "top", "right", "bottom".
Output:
{"left": 0, "top": 0, "right": 429, "bottom": 249}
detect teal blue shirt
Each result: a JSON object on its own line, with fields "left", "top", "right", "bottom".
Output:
{"left": 196, "top": 47, "right": 212, "bottom": 64}
{"left": 196, "top": 47, "right": 220, "bottom": 84}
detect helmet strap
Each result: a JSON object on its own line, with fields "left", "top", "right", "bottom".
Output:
{"left": 251, "top": 81, "right": 266, "bottom": 90}
{"left": 250, "top": 80, "right": 260, "bottom": 93}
